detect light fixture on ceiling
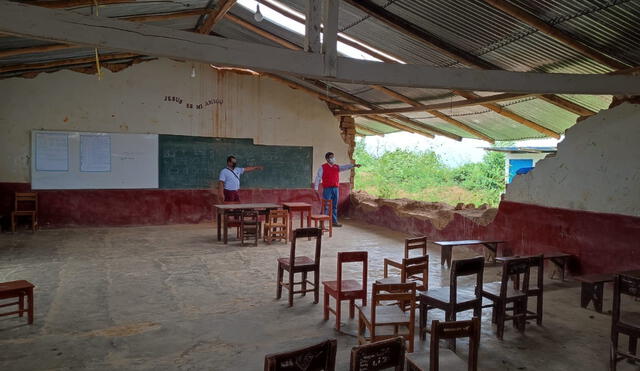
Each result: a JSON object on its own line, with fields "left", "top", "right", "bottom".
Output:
{"left": 254, "top": 3, "right": 264, "bottom": 22}
{"left": 191, "top": 65, "right": 196, "bottom": 78}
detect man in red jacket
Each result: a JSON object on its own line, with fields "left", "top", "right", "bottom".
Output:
{"left": 313, "top": 152, "right": 361, "bottom": 227}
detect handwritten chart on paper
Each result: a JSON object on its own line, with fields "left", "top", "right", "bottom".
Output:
{"left": 35, "top": 132, "right": 69, "bottom": 171}
{"left": 80, "top": 134, "right": 111, "bottom": 172}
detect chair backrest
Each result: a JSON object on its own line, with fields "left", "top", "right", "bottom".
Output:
{"left": 612, "top": 273, "right": 640, "bottom": 325}
{"left": 450, "top": 257, "right": 484, "bottom": 302}
{"left": 350, "top": 337, "right": 405, "bottom": 371}
{"left": 528, "top": 254, "right": 544, "bottom": 291}
{"left": 264, "top": 339, "right": 337, "bottom": 371}
{"left": 371, "top": 283, "right": 416, "bottom": 327}
{"left": 500, "top": 257, "right": 531, "bottom": 297}
{"left": 268, "top": 209, "right": 289, "bottom": 224}
{"left": 320, "top": 199, "right": 333, "bottom": 216}
{"left": 402, "top": 255, "right": 429, "bottom": 291}
{"left": 15, "top": 192, "right": 37, "bottom": 212}
{"left": 290, "top": 228, "right": 323, "bottom": 267}
{"left": 337, "top": 251, "right": 368, "bottom": 293}
{"left": 405, "top": 236, "right": 428, "bottom": 259}
{"left": 241, "top": 210, "right": 259, "bottom": 222}
{"left": 429, "top": 317, "right": 480, "bottom": 371}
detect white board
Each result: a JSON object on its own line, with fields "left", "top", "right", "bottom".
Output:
{"left": 31, "top": 130, "right": 158, "bottom": 189}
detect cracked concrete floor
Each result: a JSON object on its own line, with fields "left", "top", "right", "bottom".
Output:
{"left": 0, "top": 219, "right": 638, "bottom": 370}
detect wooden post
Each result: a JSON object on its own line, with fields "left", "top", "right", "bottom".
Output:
{"left": 304, "top": 0, "right": 321, "bottom": 53}
{"left": 321, "top": 0, "right": 339, "bottom": 76}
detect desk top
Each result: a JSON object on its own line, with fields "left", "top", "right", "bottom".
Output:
{"left": 433, "top": 240, "right": 506, "bottom": 247}
{"left": 0, "top": 280, "right": 34, "bottom": 291}
{"left": 496, "top": 251, "right": 573, "bottom": 262}
{"left": 214, "top": 203, "right": 281, "bottom": 210}
{"left": 282, "top": 202, "right": 312, "bottom": 208}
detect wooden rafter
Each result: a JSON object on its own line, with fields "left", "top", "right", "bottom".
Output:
{"left": 454, "top": 90, "right": 560, "bottom": 139}
{"left": 196, "top": 0, "right": 237, "bottom": 34}
{"left": 18, "top": 0, "right": 133, "bottom": 8}
{"left": 0, "top": 52, "right": 145, "bottom": 73}
{"left": 483, "top": 0, "right": 630, "bottom": 71}
{"left": 333, "top": 92, "right": 534, "bottom": 116}
{"left": 340, "top": 0, "right": 597, "bottom": 123}
{"left": 371, "top": 86, "right": 495, "bottom": 143}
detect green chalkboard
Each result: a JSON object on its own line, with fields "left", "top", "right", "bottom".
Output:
{"left": 159, "top": 135, "right": 313, "bottom": 189}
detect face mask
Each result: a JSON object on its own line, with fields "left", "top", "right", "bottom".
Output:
{"left": 328, "top": 157, "right": 336, "bottom": 164}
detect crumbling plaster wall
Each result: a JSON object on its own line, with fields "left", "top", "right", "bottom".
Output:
{"left": 505, "top": 102, "right": 640, "bottom": 217}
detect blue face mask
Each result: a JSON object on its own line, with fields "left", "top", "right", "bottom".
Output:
{"left": 328, "top": 157, "right": 336, "bottom": 164}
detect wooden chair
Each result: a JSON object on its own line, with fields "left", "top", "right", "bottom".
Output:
{"left": 418, "top": 256, "right": 484, "bottom": 348}
{"left": 240, "top": 210, "right": 261, "bottom": 246}
{"left": 311, "top": 199, "right": 332, "bottom": 238}
{"left": 223, "top": 209, "right": 242, "bottom": 244}
{"left": 264, "top": 209, "right": 289, "bottom": 244}
{"left": 610, "top": 273, "right": 640, "bottom": 371}
{"left": 323, "top": 251, "right": 368, "bottom": 331}
{"left": 276, "top": 228, "right": 322, "bottom": 307}
{"left": 523, "top": 254, "right": 544, "bottom": 325}
{"left": 384, "top": 237, "right": 428, "bottom": 277}
{"left": 357, "top": 282, "right": 417, "bottom": 353}
{"left": 379, "top": 255, "right": 429, "bottom": 292}
{"left": 11, "top": 192, "right": 38, "bottom": 232}
{"left": 350, "top": 336, "right": 406, "bottom": 371}
{"left": 406, "top": 317, "right": 480, "bottom": 371}
{"left": 481, "top": 257, "right": 531, "bottom": 340}
{"left": 264, "top": 338, "right": 337, "bottom": 371}
{"left": 0, "top": 280, "right": 35, "bottom": 324}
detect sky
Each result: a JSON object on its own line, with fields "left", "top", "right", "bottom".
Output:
{"left": 235, "top": 0, "right": 560, "bottom": 167}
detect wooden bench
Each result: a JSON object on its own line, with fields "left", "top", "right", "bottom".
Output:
{"left": 575, "top": 273, "right": 614, "bottom": 313}
{"left": 0, "top": 280, "right": 35, "bottom": 324}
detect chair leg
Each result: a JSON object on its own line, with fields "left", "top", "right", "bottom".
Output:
{"left": 288, "top": 271, "right": 295, "bottom": 307}
{"left": 611, "top": 333, "right": 619, "bottom": 371}
{"left": 349, "top": 299, "right": 355, "bottom": 319}
{"left": 329, "top": 219, "right": 332, "bottom": 237}
{"left": 11, "top": 214, "right": 16, "bottom": 233}
{"left": 323, "top": 289, "right": 330, "bottom": 321}
{"left": 18, "top": 294, "right": 24, "bottom": 317}
{"left": 419, "top": 302, "right": 427, "bottom": 341}
{"left": 301, "top": 271, "right": 307, "bottom": 297}
{"left": 27, "top": 288, "right": 34, "bottom": 324}
{"left": 313, "top": 269, "right": 320, "bottom": 304}
{"left": 276, "top": 264, "right": 283, "bottom": 299}
{"left": 630, "top": 336, "right": 638, "bottom": 356}
{"left": 497, "top": 300, "right": 505, "bottom": 340}
{"left": 336, "top": 298, "right": 342, "bottom": 331}
{"left": 537, "top": 293, "right": 543, "bottom": 325}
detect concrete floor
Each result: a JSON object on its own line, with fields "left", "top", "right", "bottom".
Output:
{"left": 0, "top": 219, "right": 638, "bottom": 370}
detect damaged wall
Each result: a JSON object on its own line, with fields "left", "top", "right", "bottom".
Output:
{"left": 0, "top": 59, "right": 351, "bottom": 227}
{"left": 351, "top": 102, "right": 640, "bottom": 275}
{"left": 505, "top": 103, "right": 640, "bottom": 217}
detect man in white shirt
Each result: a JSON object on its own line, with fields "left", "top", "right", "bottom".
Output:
{"left": 313, "top": 152, "right": 361, "bottom": 227}
{"left": 218, "top": 155, "right": 263, "bottom": 202}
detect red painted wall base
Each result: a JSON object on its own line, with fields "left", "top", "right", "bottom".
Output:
{"left": 352, "top": 200, "right": 640, "bottom": 275}
{"left": 0, "top": 183, "right": 350, "bottom": 228}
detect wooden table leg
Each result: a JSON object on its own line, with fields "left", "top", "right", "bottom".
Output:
{"left": 217, "top": 211, "right": 221, "bottom": 241}
{"left": 483, "top": 243, "right": 497, "bottom": 263}
{"left": 223, "top": 211, "right": 228, "bottom": 245}
{"left": 299, "top": 210, "right": 304, "bottom": 229}
{"left": 441, "top": 246, "right": 452, "bottom": 268}
{"left": 27, "top": 287, "right": 33, "bottom": 324}
{"left": 550, "top": 257, "right": 568, "bottom": 281}
{"left": 306, "top": 207, "right": 311, "bottom": 227}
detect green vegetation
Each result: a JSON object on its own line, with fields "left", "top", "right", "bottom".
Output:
{"left": 353, "top": 139, "right": 506, "bottom": 206}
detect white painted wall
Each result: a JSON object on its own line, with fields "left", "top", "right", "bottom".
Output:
{"left": 505, "top": 103, "right": 640, "bottom": 217}
{"left": 0, "top": 59, "right": 349, "bottom": 184}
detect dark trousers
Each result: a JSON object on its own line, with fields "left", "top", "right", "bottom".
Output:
{"left": 223, "top": 189, "right": 240, "bottom": 202}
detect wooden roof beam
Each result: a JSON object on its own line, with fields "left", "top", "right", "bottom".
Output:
{"left": 483, "top": 0, "right": 630, "bottom": 71}
{"left": 454, "top": 90, "right": 561, "bottom": 139}
{"left": 372, "top": 86, "right": 495, "bottom": 143}
{"left": 196, "top": 0, "right": 237, "bottom": 34}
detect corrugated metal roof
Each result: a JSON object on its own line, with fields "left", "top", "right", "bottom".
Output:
{"left": 0, "top": 0, "right": 633, "bottom": 141}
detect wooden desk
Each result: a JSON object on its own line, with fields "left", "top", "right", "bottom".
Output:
{"left": 214, "top": 203, "right": 281, "bottom": 244}
{"left": 575, "top": 269, "right": 640, "bottom": 313}
{"left": 496, "top": 251, "right": 574, "bottom": 289}
{"left": 433, "top": 240, "right": 507, "bottom": 268}
{"left": 0, "top": 280, "right": 34, "bottom": 324}
{"left": 282, "top": 202, "right": 312, "bottom": 236}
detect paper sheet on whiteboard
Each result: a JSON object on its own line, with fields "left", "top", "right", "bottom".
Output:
{"left": 35, "top": 132, "right": 69, "bottom": 171}
{"left": 80, "top": 134, "right": 111, "bottom": 172}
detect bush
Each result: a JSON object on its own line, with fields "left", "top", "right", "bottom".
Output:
{"left": 353, "top": 139, "right": 506, "bottom": 206}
